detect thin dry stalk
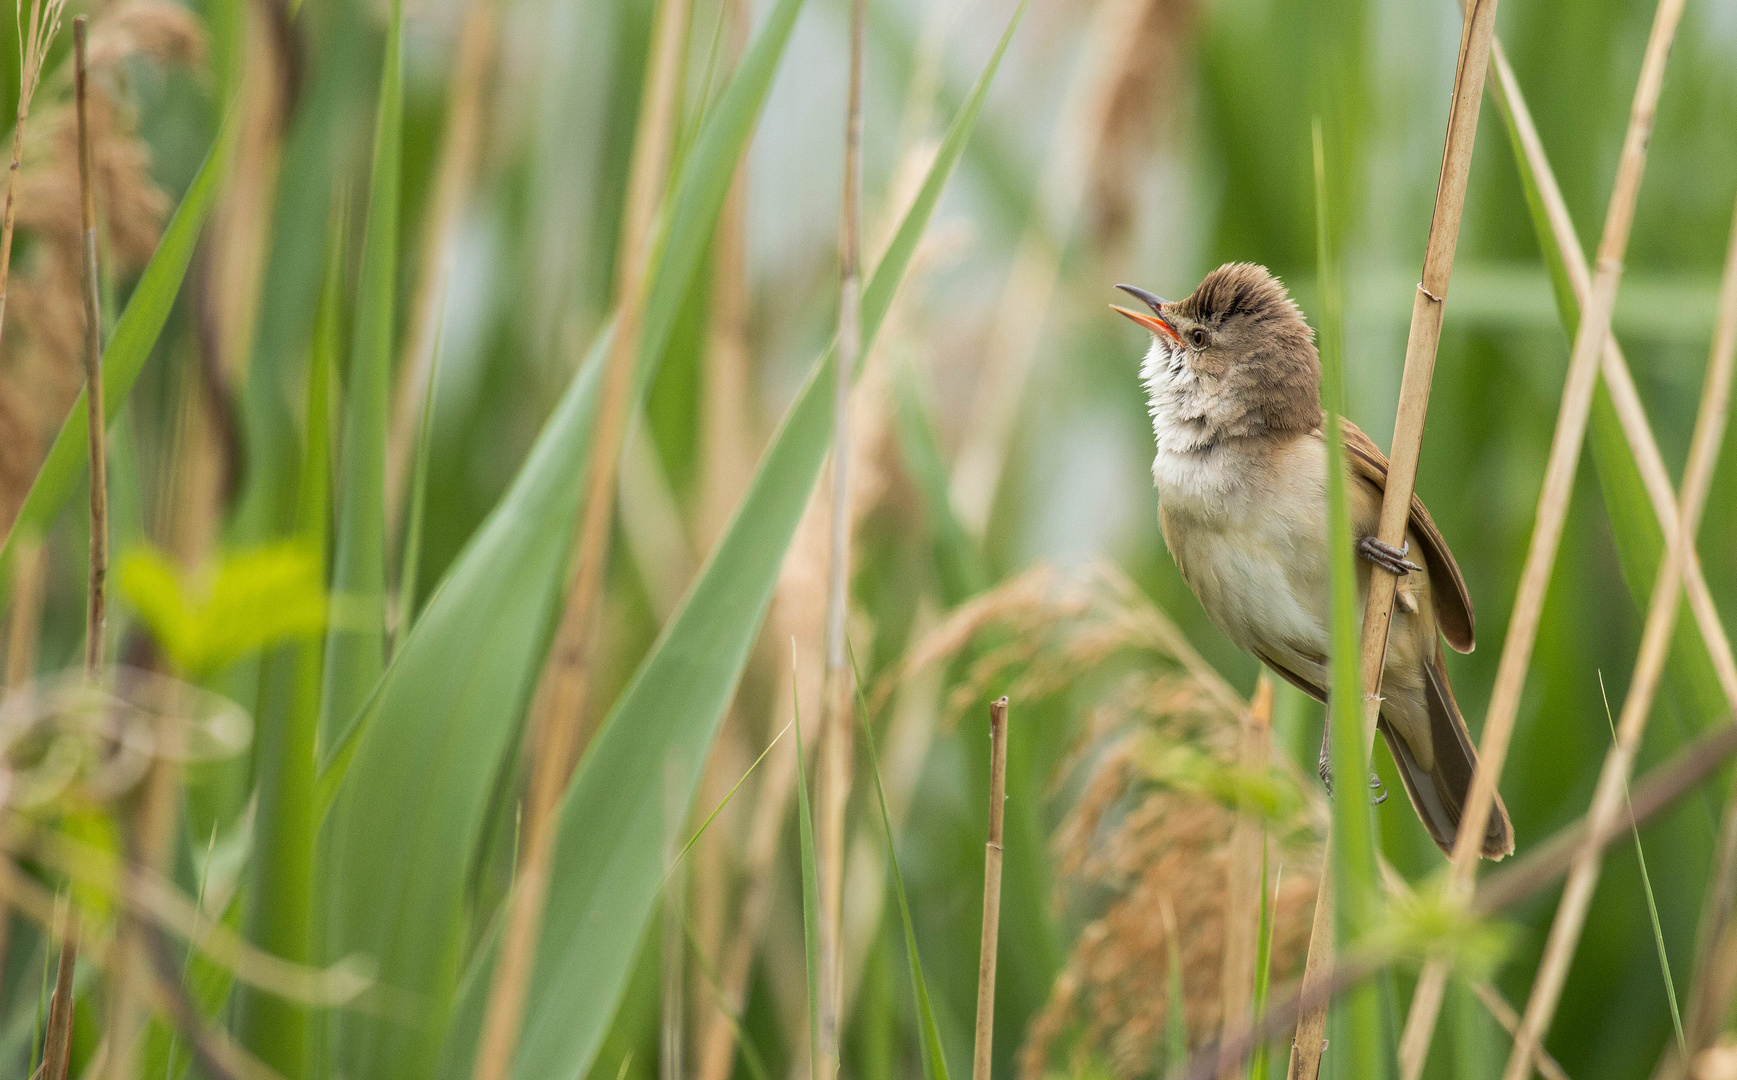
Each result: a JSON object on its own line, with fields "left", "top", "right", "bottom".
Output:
{"left": 1468, "top": 983, "right": 1572, "bottom": 1080}
{"left": 42, "top": 916, "right": 76, "bottom": 1080}
{"left": 385, "top": 0, "right": 495, "bottom": 535}
{"left": 5, "top": 531, "right": 43, "bottom": 686}
{"left": 973, "top": 697, "right": 1010, "bottom": 1080}
{"left": 1205, "top": 717, "right": 1735, "bottom": 1080}
{"left": 1481, "top": 36, "right": 1737, "bottom": 707}
{"left": 1493, "top": 0, "right": 1695, "bottom": 1069}
{"left": 697, "top": 0, "right": 755, "bottom": 549}
{"left": 949, "top": 0, "right": 1155, "bottom": 535}
{"left": 0, "top": 0, "right": 68, "bottom": 341}
{"left": 1285, "top": 855, "right": 1332, "bottom": 1079}
{"left": 1402, "top": 21, "right": 1737, "bottom": 1069}
{"left": 816, "top": 0, "right": 867, "bottom": 1070}
{"left": 467, "top": 1, "right": 687, "bottom": 1077}
{"left": 1217, "top": 677, "right": 1271, "bottom": 1080}
{"left": 1291, "top": 1, "right": 1502, "bottom": 1073}
{"left": 1503, "top": 139, "right": 1730, "bottom": 1080}
{"left": 75, "top": 16, "right": 105, "bottom": 678}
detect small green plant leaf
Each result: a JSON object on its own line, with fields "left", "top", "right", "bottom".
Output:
{"left": 117, "top": 543, "right": 327, "bottom": 679}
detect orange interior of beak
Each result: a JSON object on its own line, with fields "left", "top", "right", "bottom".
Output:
{"left": 1111, "top": 304, "right": 1181, "bottom": 344}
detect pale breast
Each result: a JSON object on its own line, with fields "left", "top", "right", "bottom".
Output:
{"left": 1157, "top": 438, "right": 1332, "bottom": 673}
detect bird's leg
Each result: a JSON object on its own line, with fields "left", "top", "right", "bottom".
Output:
{"left": 1357, "top": 535, "right": 1423, "bottom": 576}
{"left": 1318, "top": 720, "right": 1390, "bottom": 804}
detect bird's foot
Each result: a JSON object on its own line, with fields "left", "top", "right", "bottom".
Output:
{"left": 1358, "top": 535, "right": 1423, "bottom": 576}
{"left": 1317, "top": 751, "right": 1389, "bottom": 805}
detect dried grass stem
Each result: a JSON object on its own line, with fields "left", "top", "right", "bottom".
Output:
{"left": 973, "top": 697, "right": 1009, "bottom": 1080}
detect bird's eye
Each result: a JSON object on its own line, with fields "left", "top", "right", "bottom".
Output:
{"left": 1190, "top": 327, "right": 1208, "bottom": 348}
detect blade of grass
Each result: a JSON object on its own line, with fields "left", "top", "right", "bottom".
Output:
{"left": 794, "top": 650, "right": 824, "bottom": 1080}
{"left": 318, "top": 0, "right": 403, "bottom": 753}
{"left": 236, "top": 203, "right": 344, "bottom": 1075}
{"left": 1250, "top": 856, "right": 1279, "bottom": 1080}
{"left": 430, "top": 12, "right": 1022, "bottom": 1079}
{"left": 0, "top": 102, "right": 238, "bottom": 591}
{"left": 853, "top": 644, "right": 953, "bottom": 1080}
{"left": 1307, "top": 117, "right": 1386, "bottom": 1080}
{"left": 395, "top": 301, "right": 444, "bottom": 640}
{"left": 1162, "top": 897, "right": 1185, "bottom": 1079}
{"left": 1597, "top": 672, "right": 1688, "bottom": 1058}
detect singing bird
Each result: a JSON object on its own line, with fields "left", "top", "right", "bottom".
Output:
{"left": 1113, "top": 262, "right": 1512, "bottom": 859}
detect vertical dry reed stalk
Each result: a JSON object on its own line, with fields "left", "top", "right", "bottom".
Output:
{"left": 468, "top": 2, "right": 688, "bottom": 1077}
{"left": 1400, "top": 26, "right": 1737, "bottom": 1071}
{"left": 948, "top": 0, "right": 1155, "bottom": 536}
{"left": 1492, "top": 0, "right": 1690, "bottom": 1071}
{"left": 1506, "top": 188, "right": 1737, "bottom": 1080}
{"left": 42, "top": 913, "right": 77, "bottom": 1080}
{"left": 973, "top": 697, "right": 1010, "bottom": 1080}
{"left": 817, "top": 0, "right": 867, "bottom": 1071}
{"left": 0, "top": 0, "right": 67, "bottom": 342}
{"left": 1291, "top": 1, "right": 1501, "bottom": 1074}
{"left": 1217, "top": 677, "right": 1271, "bottom": 1080}
{"left": 4, "top": 531, "right": 43, "bottom": 686}
{"left": 385, "top": 0, "right": 495, "bottom": 536}
{"left": 74, "top": 16, "right": 105, "bottom": 679}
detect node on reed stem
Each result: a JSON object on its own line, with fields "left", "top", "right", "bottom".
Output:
{"left": 972, "top": 696, "right": 1009, "bottom": 1080}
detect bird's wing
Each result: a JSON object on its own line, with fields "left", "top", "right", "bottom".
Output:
{"left": 1252, "top": 646, "right": 1328, "bottom": 703}
{"left": 1327, "top": 418, "right": 1476, "bottom": 652}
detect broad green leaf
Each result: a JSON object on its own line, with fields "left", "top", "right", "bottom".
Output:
{"left": 434, "top": 7, "right": 1025, "bottom": 1080}
{"left": 396, "top": 310, "right": 444, "bottom": 635}
{"left": 1491, "top": 76, "right": 1731, "bottom": 734}
{"left": 319, "top": 0, "right": 403, "bottom": 755}
{"left": 0, "top": 107, "right": 237, "bottom": 589}
{"left": 318, "top": 0, "right": 813, "bottom": 1072}
{"left": 236, "top": 209, "right": 344, "bottom": 1076}
{"left": 1312, "top": 119, "right": 1386, "bottom": 1080}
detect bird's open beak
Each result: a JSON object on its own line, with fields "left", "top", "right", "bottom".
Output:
{"left": 1111, "top": 284, "right": 1180, "bottom": 344}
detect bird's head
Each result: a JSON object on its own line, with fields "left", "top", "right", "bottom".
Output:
{"left": 1113, "top": 263, "right": 1324, "bottom": 446}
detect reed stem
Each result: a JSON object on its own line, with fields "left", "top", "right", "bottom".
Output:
{"left": 1493, "top": 0, "right": 1689, "bottom": 1069}
{"left": 817, "top": 0, "right": 866, "bottom": 1072}
{"left": 972, "top": 697, "right": 1009, "bottom": 1080}
{"left": 468, "top": 2, "right": 687, "bottom": 1077}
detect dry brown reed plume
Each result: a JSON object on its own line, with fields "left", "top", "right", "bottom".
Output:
{"left": 470, "top": 1, "right": 688, "bottom": 1076}
{"left": 867, "top": 561, "right": 1321, "bottom": 1080}
{"left": 0, "top": 0, "right": 67, "bottom": 350}
{"left": 0, "top": 0, "right": 203, "bottom": 531}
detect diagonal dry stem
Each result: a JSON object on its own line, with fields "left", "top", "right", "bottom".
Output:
{"left": 1489, "top": 0, "right": 1695, "bottom": 1071}
{"left": 1503, "top": 186, "right": 1737, "bottom": 1080}
{"left": 1398, "top": 27, "right": 1737, "bottom": 1071}
{"left": 1289, "top": 0, "right": 1502, "bottom": 1074}
{"left": 467, "top": 2, "right": 688, "bottom": 1077}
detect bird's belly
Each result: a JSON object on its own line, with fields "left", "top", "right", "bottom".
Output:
{"left": 1163, "top": 496, "right": 1331, "bottom": 683}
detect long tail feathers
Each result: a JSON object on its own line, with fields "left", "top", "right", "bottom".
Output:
{"left": 1379, "top": 647, "right": 1514, "bottom": 860}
